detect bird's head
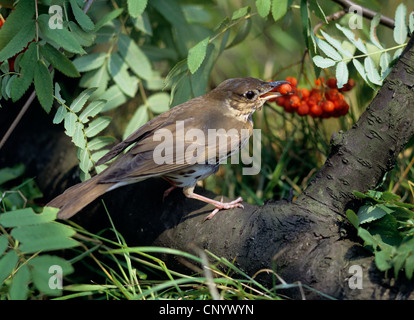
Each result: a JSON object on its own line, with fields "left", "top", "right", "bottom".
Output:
{"left": 208, "top": 77, "right": 290, "bottom": 120}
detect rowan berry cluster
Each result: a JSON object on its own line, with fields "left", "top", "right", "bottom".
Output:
{"left": 269, "top": 76, "right": 355, "bottom": 118}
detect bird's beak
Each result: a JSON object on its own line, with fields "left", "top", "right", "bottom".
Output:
{"left": 258, "top": 80, "right": 291, "bottom": 102}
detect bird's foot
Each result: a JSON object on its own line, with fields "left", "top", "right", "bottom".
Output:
{"left": 202, "top": 196, "right": 244, "bottom": 222}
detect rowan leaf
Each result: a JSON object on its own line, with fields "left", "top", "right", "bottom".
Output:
{"left": 335, "top": 61, "right": 349, "bottom": 89}
{"left": 85, "top": 116, "right": 111, "bottom": 138}
{"left": 10, "top": 42, "right": 36, "bottom": 102}
{"left": 64, "top": 112, "right": 77, "bottom": 137}
{"left": 40, "top": 43, "right": 80, "bottom": 78}
{"left": 107, "top": 52, "right": 138, "bottom": 97}
{"left": 123, "top": 105, "right": 148, "bottom": 140}
{"left": 336, "top": 23, "right": 368, "bottom": 54}
{"left": 0, "top": 19, "right": 35, "bottom": 62}
{"left": 127, "top": 0, "right": 148, "bottom": 18}
{"left": 70, "top": 88, "right": 97, "bottom": 113}
{"left": 316, "top": 38, "right": 342, "bottom": 61}
{"left": 69, "top": 0, "right": 95, "bottom": 31}
{"left": 370, "top": 13, "right": 384, "bottom": 49}
{"left": 118, "top": 33, "right": 152, "bottom": 80}
{"left": 147, "top": 92, "right": 170, "bottom": 114}
{"left": 312, "top": 55, "right": 337, "bottom": 68}
{"left": 73, "top": 52, "right": 107, "bottom": 72}
{"left": 72, "top": 122, "right": 86, "bottom": 148}
{"left": 78, "top": 99, "right": 106, "bottom": 123}
{"left": 364, "top": 56, "right": 382, "bottom": 85}
{"left": 38, "top": 14, "right": 85, "bottom": 54}
{"left": 256, "top": 0, "right": 271, "bottom": 18}
{"left": 393, "top": 3, "right": 407, "bottom": 45}
{"left": 34, "top": 60, "right": 53, "bottom": 113}
{"left": 271, "top": 0, "right": 288, "bottom": 22}
{"left": 187, "top": 36, "right": 210, "bottom": 74}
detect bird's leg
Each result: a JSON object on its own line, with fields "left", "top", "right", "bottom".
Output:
{"left": 162, "top": 185, "right": 177, "bottom": 201}
{"left": 183, "top": 187, "right": 244, "bottom": 221}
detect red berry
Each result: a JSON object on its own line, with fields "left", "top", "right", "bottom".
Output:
{"left": 327, "top": 78, "right": 337, "bottom": 89}
{"left": 300, "top": 88, "right": 310, "bottom": 100}
{"left": 289, "top": 95, "right": 301, "bottom": 108}
{"left": 278, "top": 83, "right": 293, "bottom": 95}
{"left": 297, "top": 101, "right": 309, "bottom": 116}
{"left": 322, "top": 100, "right": 335, "bottom": 113}
{"left": 310, "top": 104, "right": 323, "bottom": 117}
{"left": 285, "top": 76, "right": 297, "bottom": 87}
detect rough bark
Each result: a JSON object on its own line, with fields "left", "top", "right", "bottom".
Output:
{"left": 1, "top": 35, "right": 414, "bottom": 300}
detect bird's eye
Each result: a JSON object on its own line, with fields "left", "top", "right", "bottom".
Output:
{"left": 244, "top": 91, "right": 255, "bottom": 100}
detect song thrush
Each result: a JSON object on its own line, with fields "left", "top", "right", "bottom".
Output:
{"left": 47, "top": 77, "right": 288, "bottom": 220}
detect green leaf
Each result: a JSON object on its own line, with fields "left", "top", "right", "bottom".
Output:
{"left": 40, "top": 43, "right": 80, "bottom": 78}
{"left": 128, "top": 0, "right": 148, "bottom": 18}
{"left": 409, "top": 11, "right": 414, "bottom": 35}
{"left": 29, "top": 255, "right": 74, "bottom": 296}
{"left": 79, "top": 99, "right": 107, "bottom": 123}
{"left": 69, "top": 21, "right": 96, "bottom": 47}
{"left": 93, "top": 8, "right": 124, "bottom": 32}
{"left": 9, "top": 264, "right": 30, "bottom": 300}
{"left": 393, "top": 3, "right": 407, "bottom": 45}
{"left": 132, "top": 12, "right": 153, "bottom": 35}
{"left": 69, "top": 0, "right": 95, "bottom": 32}
{"left": 64, "top": 112, "right": 77, "bottom": 137}
{"left": 73, "top": 52, "right": 107, "bottom": 73}
{"left": 370, "top": 13, "right": 383, "bottom": 49}
{"left": 405, "top": 252, "right": 414, "bottom": 279}
{"left": 79, "top": 66, "right": 110, "bottom": 93}
{"left": 346, "top": 209, "right": 359, "bottom": 228}
{"left": 38, "top": 14, "right": 85, "bottom": 55}
{"left": 0, "top": 0, "right": 35, "bottom": 49}
{"left": 11, "top": 223, "right": 79, "bottom": 253}
{"left": 107, "top": 52, "right": 138, "bottom": 97}
{"left": 100, "top": 85, "right": 128, "bottom": 112}
{"left": 364, "top": 56, "right": 382, "bottom": 85}
{"left": 70, "top": 88, "right": 97, "bottom": 113}
{"left": 147, "top": 92, "right": 170, "bottom": 114}
{"left": 34, "top": 60, "right": 53, "bottom": 113}
{"left": 0, "top": 207, "right": 58, "bottom": 227}
{"left": 0, "top": 164, "right": 25, "bottom": 186}
{"left": 308, "top": 0, "right": 327, "bottom": 23}
{"left": 335, "top": 61, "right": 348, "bottom": 89}
{"left": 0, "top": 19, "right": 35, "bottom": 62}
{"left": 84, "top": 116, "right": 111, "bottom": 138}
{"left": 0, "top": 250, "right": 19, "bottom": 285}
{"left": 312, "top": 55, "right": 336, "bottom": 68}
{"left": 187, "top": 36, "right": 210, "bottom": 74}
{"left": 54, "top": 82, "right": 66, "bottom": 105}
{"left": 72, "top": 122, "right": 86, "bottom": 148}
{"left": 379, "top": 52, "right": 391, "bottom": 79}
{"left": 375, "top": 250, "right": 393, "bottom": 272}
{"left": 316, "top": 38, "right": 342, "bottom": 61}
{"left": 78, "top": 148, "right": 93, "bottom": 174}
{"left": 352, "top": 58, "right": 368, "bottom": 83}
{"left": 357, "top": 205, "right": 387, "bottom": 224}
{"left": 117, "top": 33, "right": 152, "bottom": 80}
{"left": 320, "top": 30, "right": 352, "bottom": 58}
{"left": 53, "top": 106, "right": 67, "bottom": 125}
{"left": 88, "top": 136, "right": 116, "bottom": 151}
{"left": 0, "top": 235, "right": 8, "bottom": 256}
{"left": 11, "top": 42, "right": 37, "bottom": 102}
{"left": 123, "top": 105, "right": 148, "bottom": 140}
{"left": 231, "top": 6, "right": 250, "bottom": 20}
{"left": 272, "top": 0, "right": 288, "bottom": 22}
{"left": 256, "top": 0, "right": 271, "bottom": 18}
{"left": 226, "top": 19, "right": 252, "bottom": 49}
{"left": 336, "top": 23, "right": 367, "bottom": 54}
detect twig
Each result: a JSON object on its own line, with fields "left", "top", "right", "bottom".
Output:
{"left": 0, "top": 91, "right": 36, "bottom": 150}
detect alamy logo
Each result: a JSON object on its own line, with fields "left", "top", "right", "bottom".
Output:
{"left": 48, "top": 5, "right": 63, "bottom": 29}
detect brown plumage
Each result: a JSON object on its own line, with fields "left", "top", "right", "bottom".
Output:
{"left": 47, "top": 77, "right": 288, "bottom": 220}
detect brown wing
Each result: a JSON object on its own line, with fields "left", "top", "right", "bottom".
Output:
{"left": 97, "top": 98, "right": 252, "bottom": 184}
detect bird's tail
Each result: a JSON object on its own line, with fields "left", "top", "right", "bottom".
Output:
{"left": 47, "top": 175, "right": 113, "bottom": 219}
